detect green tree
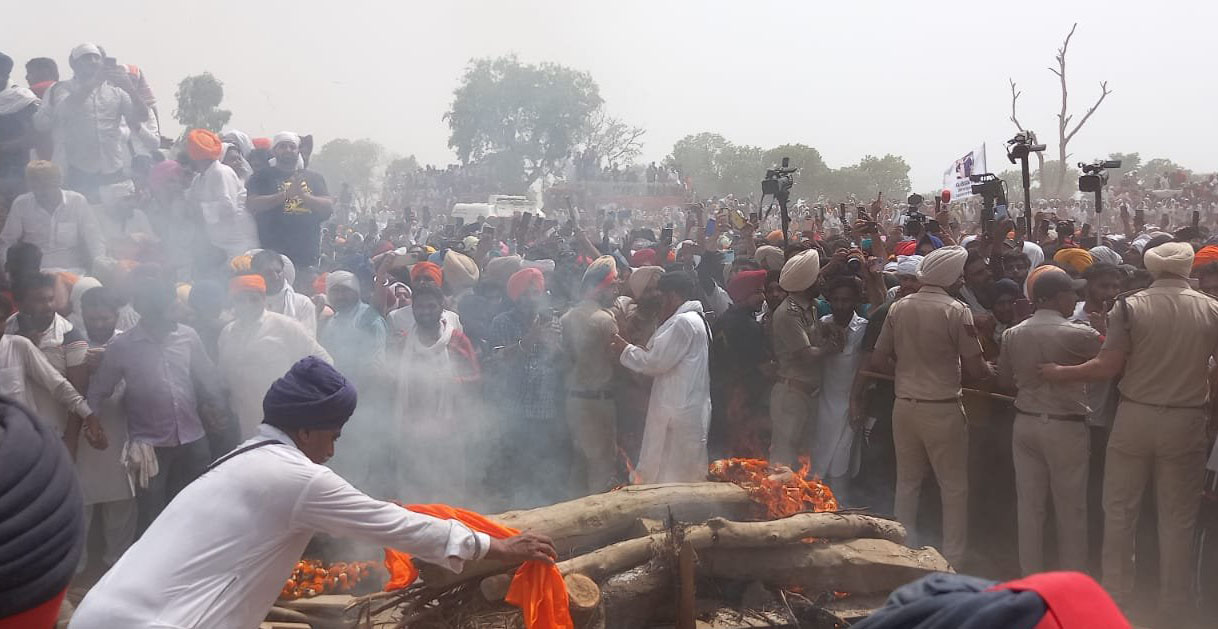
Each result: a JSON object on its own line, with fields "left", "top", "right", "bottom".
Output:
{"left": 665, "top": 133, "right": 765, "bottom": 198}
{"left": 1032, "top": 160, "right": 1081, "bottom": 201}
{"left": 173, "top": 72, "right": 231, "bottom": 132}
{"left": 826, "top": 154, "right": 912, "bottom": 202}
{"left": 445, "top": 56, "right": 602, "bottom": 189}
{"left": 309, "top": 138, "right": 385, "bottom": 198}
{"left": 381, "top": 155, "right": 421, "bottom": 205}
{"left": 1139, "top": 158, "right": 1189, "bottom": 188}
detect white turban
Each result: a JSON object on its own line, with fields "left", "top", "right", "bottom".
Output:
{"left": 1088, "top": 245, "right": 1122, "bottom": 267}
{"left": 220, "top": 129, "right": 253, "bottom": 157}
{"left": 70, "top": 43, "right": 101, "bottom": 62}
{"left": 326, "top": 270, "right": 359, "bottom": 294}
{"left": 884, "top": 260, "right": 899, "bottom": 273}
{"left": 1022, "top": 241, "right": 1045, "bottom": 268}
{"left": 628, "top": 265, "right": 664, "bottom": 299}
{"left": 778, "top": 248, "right": 821, "bottom": 292}
{"left": 1143, "top": 242, "right": 1194, "bottom": 277}
{"left": 97, "top": 180, "right": 136, "bottom": 208}
{"left": 754, "top": 245, "right": 785, "bottom": 272}
{"left": 895, "top": 254, "right": 923, "bottom": 277}
{"left": 272, "top": 131, "right": 300, "bottom": 148}
{"left": 917, "top": 245, "right": 968, "bottom": 287}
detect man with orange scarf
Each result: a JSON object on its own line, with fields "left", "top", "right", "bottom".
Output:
{"left": 71, "top": 357, "right": 555, "bottom": 629}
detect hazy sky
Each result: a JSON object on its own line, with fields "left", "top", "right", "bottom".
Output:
{"left": 6, "top": 0, "right": 1214, "bottom": 191}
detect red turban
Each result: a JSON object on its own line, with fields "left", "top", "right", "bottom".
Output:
{"left": 229, "top": 274, "right": 267, "bottom": 295}
{"left": 630, "top": 248, "right": 657, "bottom": 267}
{"left": 410, "top": 261, "right": 443, "bottom": 287}
{"left": 252, "top": 137, "right": 272, "bottom": 150}
{"left": 186, "top": 129, "right": 223, "bottom": 161}
{"left": 893, "top": 240, "right": 918, "bottom": 256}
{"left": 1192, "top": 245, "right": 1218, "bottom": 270}
{"left": 727, "top": 269, "right": 767, "bottom": 304}
{"left": 506, "top": 268, "right": 545, "bottom": 301}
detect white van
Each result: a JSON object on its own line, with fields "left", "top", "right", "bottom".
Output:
{"left": 450, "top": 196, "right": 545, "bottom": 224}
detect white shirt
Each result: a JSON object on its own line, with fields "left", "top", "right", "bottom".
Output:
{"left": 186, "top": 160, "right": 259, "bottom": 259}
{"left": 387, "top": 305, "right": 462, "bottom": 336}
{"left": 0, "top": 190, "right": 105, "bottom": 273}
{"left": 70, "top": 424, "right": 492, "bottom": 629}
{"left": 96, "top": 207, "right": 154, "bottom": 245}
{"left": 620, "top": 300, "right": 712, "bottom": 483}
{"left": 218, "top": 312, "right": 332, "bottom": 438}
{"left": 267, "top": 284, "right": 318, "bottom": 338}
{"left": 0, "top": 333, "right": 91, "bottom": 433}
{"left": 34, "top": 78, "right": 135, "bottom": 175}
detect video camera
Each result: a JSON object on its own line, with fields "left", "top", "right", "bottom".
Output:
{"left": 1005, "top": 131, "right": 1047, "bottom": 164}
{"left": 1078, "top": 159, "right": 1122, "bottom": 193}
{"left": 904, "top": 193, "right": 927, "bottom": 237}
{"left": 760, "top": 157, "right": 798, "bottom": 245}
{"left": 968, "top": 173, "right": 1008, "bottom": 230}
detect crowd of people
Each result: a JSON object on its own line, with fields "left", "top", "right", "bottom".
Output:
{"left": 3, "top": 41, "right": 1218, "bottom": 628}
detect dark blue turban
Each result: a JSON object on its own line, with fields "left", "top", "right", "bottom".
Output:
{"left": 262, "top": 356, "right": 358, "bottom": 430}
{"left": 0, "top": 397, "right": 85, "bottom": 618}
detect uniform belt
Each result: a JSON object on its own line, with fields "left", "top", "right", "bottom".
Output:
{"left": 1119, "top": 395, "right": 1207, "bottom": 410}
{"left": 568, "top": 389, "right": 614, "bottom": 400}
{"left": 1015, "top": 407, "right": 1086, "bottom": 422}
{"left": 897, "top": 396, "right": 960, "bottom": 404}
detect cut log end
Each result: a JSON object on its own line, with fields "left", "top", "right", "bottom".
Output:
{"left": 564, "top": 573, "right": 601, "bottom": 614}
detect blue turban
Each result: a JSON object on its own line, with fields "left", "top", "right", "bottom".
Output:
{"left": 262, "top": 357, "right": 358, "bottom": 430}
{"left": 0, "top": 398, "right": 84, "bottom": 617}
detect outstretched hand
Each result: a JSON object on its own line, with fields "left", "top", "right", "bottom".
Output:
{"left": 486, "top": 532, "right": 558, "bottom": 564}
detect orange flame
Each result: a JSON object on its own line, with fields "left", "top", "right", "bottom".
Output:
{"left": 616, "top": 445, "right": 642, "bottom": 486}
{"left": 708, "top": 457, "right": 838, "bottom": 519}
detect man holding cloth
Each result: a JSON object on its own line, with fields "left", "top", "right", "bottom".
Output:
{"left": 1042, "top": 241, "right": 1218, "bottom": 621}
{"left": 184, "top": 128, "right": 259, "bottom": 261}
{"left": 870, "top": 245, "right": 993, "bottom": 568}
{"left": 611, "top": 271, "right": 711, "bottom": 483}
{"left": 70, "top": 357, "right": 555, "bottom": 629}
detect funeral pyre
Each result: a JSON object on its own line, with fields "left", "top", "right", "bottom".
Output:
{"left": 270, "top": 459, "right": 951, "bottom": 629}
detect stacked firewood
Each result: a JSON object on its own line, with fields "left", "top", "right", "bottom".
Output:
{"left": 332, "top": 474, "right": 951, "bottom": 629}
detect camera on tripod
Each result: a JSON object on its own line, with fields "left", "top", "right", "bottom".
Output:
{"left": 1078, "top": 159, "right": 1122, "bottom": 193}
{"left": 761, "top": 157, "right": 797, "bottom": 201}
{"left": 1006, "top": 131, "right": 1047, "bottom": 163}
{"left": 969, "top": 173, "right": 1008, "bottom": 231}
{"left": 904, "top": 193, "right": 927, "bottom": 236}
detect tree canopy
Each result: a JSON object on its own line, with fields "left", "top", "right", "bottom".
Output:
{"left": 445, "top": 56, "right": 603, "bottom": 189}
{"left": 309, "top": 138, "right": 385, "bottom": 197}
{"left": 173, "top": 72, "right": 231, "bottom": 132}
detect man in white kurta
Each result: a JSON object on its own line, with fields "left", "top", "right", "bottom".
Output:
{"left": 253, "top": 248, "right": 318, "bottom": 336}
{"left": 219, "top": 274, "right": 331, "bottom": 438}
{"left": 614, "top": 271, "right": 711, "bottom": 484}
{"left": 70, "top": 356, "right": 556, "bottom": 629}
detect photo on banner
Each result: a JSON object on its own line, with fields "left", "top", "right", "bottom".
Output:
{"left": 942, "top": 144, "right": 987, "bottom": 200}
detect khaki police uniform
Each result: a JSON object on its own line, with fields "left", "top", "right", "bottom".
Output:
{"left": 1100, "top": 278, "right": 1218, "bottom": 609}
{"left": 998, "top": 309, "right": 1102, "bottom": 575}
{"left": 873, "top": 285, "right": 983, "bottom": 566}
{"left": 560, "top": 301, "right": 620, "bottom": 494}
{"left": 769, "top": 292, "right": 833, "bottom": 467}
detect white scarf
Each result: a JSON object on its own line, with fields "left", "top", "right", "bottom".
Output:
{"left": 395, "top": 319, "right": 457, "bottom": 437}
{"left": 0, "top": 82, "right": 37, "bottom": 116}
{"left": 270, "top": 284, "right": 299, "bottom": 320}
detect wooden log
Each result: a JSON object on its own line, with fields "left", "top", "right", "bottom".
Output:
{"left": 676, "top": 540, "right": 696, "bottom": 629}
{"left": 601, "top": 558, "right": 672, "bottom": 629}
{"left": 420, "top": 482, "right": 753, "bottom": 586}
{"left": 564, "top": 573, "right": 601, "bottom": 625}
{"left": 700, "top": 538, "right": 952, "bottom": 595}
{"left": 482, "top": 512, "right": 905, "bottom": 601}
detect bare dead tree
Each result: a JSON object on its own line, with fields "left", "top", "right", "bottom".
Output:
{"left": 582, "top": 109, "right": 646, "bottom": 168}
{"left": 1008, "top": 78, "right": 1047, "bottom": 200}
{"left": 1049, "top": 23, "right": 1112, "bottom": 198}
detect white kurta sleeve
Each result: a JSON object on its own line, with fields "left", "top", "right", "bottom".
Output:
{"left": 620, "top": 316, "right": 696, "bottom": 376}
{"left": 294, "top": 467, "right": 491, "bottom": 572}
{"left": 19, "top": 336, "right": 92, "bottom": 419}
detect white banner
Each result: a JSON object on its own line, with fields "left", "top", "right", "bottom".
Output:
{"left": 943, "top": 144, "right": 987, "bottom": 200}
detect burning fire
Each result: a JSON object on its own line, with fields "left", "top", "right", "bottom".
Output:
{"left": 616, "top": 445, "right": 643, "bottom": 486}
{"left": 707, "top": 457, "right": 838, "bottom": 518}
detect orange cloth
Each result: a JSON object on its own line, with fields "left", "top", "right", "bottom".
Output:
{"left": 410, "top": 261, "right": 443, "bottom": 287}
{"left": 186, "top": 129, "right": 223, "bottom": 161}
{"left": 229, "top": 274, "right": 267, "bottom": 295}
{"left": 506, "top": 268, "right": 545, "bottom": 302}
{"left": 383, "top": 504, "right": 572, "bottom": 629}
{"left": 1192, "top": 244, "right": 1218, "bottom": 270}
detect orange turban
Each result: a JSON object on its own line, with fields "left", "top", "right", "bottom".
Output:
{"left": 1052, "top": 247, "right": 1093, "bottom": 274}
{"left": 506, "top": 268, "right": 545, "bottom": 301}
{"left": 1192, "top": 245, "right": 1218, "bottom": 270}
{"left": 186, "top": 129, "right": 223, "bottom": 161}
{"left": 410, "top": 261, "right": 443, "bottom": 287}
{"left": 1025, "top": 264, "right": 1065, "bottom": 300}
{"left": 230, "top": 274, "right": 267, "bottom": 295}
{"left": 766, "top": 229, "right": 785, "bottom": 244}
{"left": 252, "top": 136, "right": 272, "bottom": 150}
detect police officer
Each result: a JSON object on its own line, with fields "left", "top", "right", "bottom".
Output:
{"left": 770, "top": 248, "right": 839, "bottom": 467}
{"left": 870, "top": 245, "right": 992, "bottom": 568}
{"left": 998, "top": 267, "right": 1101, "bottom": 575}
{"left": 1042, "top": 241, "right": 1218, "bottom": 621}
